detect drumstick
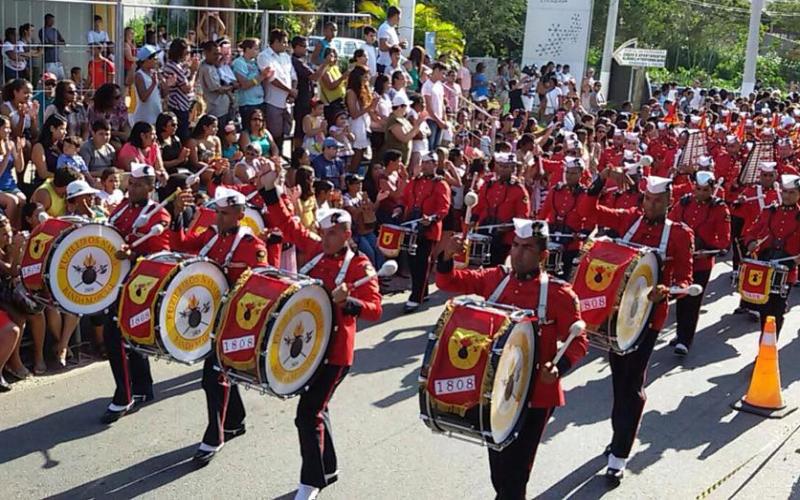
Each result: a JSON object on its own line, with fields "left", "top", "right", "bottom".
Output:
{"left": 770, "top": 254, "right": 800, "bottom": 264}
{"left": 462, "top": 191, "right": 479, "bottom": 237}
{"left": 350, "top": 260, "right": 398, "bottom": 288}
{"left": 551, "top": 320, "right": 586, "bottom": 366}
{"left": 693, "top": 249, "right": 724, "bottom": 256}
{"left": 133, "top": 191, "right": 179, "bottom": 229}
{"left": 130, "top": 224, "right": 165, "bottom": 249}
{"left": 401, "top": 217, "right": 425, "bottom": 226}
{"left": 666, "top": 284, "right": 704, "bottom": 296}
{"left": 712, "top": 176, "right": 725, "bottom": 198}
{"left": 186, "top": 163, "right": 213, "bottom": 187}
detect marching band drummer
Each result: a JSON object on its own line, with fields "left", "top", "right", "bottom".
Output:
{"left": 395, "top": 150, "right": 450, "bottom": 313}
{"left": 538, "top": 156, "right": 589, "bottom": 279}
{"left": 259, "top": 166, "right": 383, "bottom": 500}
{"left": 742, "top": 174, "right": 800, "bottom": 338}
{"left": 667, "top": 171, "right": 731, "bottom": 355}
{"left": 471, "top": 152, "right": 530, "bottom": 267}
{"left": 436, "top": 219, "right": 587, "bottom": 500}
{"left": 168, "top": 186, "right": 268, "bottom": 466}
{"left": 101, "top": 163, "right": 172, "bottom": 424}
{"left": 579, "top": 173, "right": 694, "bottom": 484}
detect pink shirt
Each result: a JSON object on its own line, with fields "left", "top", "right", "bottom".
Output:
{"left": 117, "top": 143, "right": 159, "bottom": 171}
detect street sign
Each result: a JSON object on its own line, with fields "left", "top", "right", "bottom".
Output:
{"left": 613, "top": 47, "right": 667, "bottom": 68}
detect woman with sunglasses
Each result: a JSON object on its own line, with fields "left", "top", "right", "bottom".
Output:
{"left": 156, "top": 112, "right": 190, "bottom": 174}
{"left": 238, "top": 108, "right": 280, "bottom": 163}
{"left": 88, "top": 83, "right": 130, "bottom": 148}
{"left": 43, "top": 80, "right": 88, "bottom": 141}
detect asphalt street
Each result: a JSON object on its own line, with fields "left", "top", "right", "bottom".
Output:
{"left": 1, "top": 257, "right": 800, "bottom": 499}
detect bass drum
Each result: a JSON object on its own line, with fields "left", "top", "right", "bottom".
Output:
{"left": 419, "top": 297, "right": 537, "bottom": 450}
{"left": 215, "top": 268, "right": 334, "bottom": 397}
{"left": 20, "top": 216, "right": 130, "bottom": 315}
{"left": 571, "top": 237, "right": 660, "bottom": 354}
{"left": 119, "top": 252, "right": 228, "bottom": 363}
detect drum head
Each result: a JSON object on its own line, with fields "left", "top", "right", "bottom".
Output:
{"left": 242, "top": 207, "right": 265, "bottom": 235}
{"left": 615, "top": 252, "right": 659, "bottom": 351}
{"left": 264, "top": 284, "right": 333, "bottom": 396}
{"left": 158, "top": 260, "right": 228, "bottom": 363}
{"left": 490, "top": 321, "right": 535, "bottom": 446}
{"left": 46, "top": 223, "right": 130, "bottom": 315}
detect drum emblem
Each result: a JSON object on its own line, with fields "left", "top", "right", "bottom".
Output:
{"left": 284, "top": 322, "right": 313, "bottom": 360}
{"left": 71, "top": 253, "right": 108, "bottom": 286}
{"left": 56, "top": 237, "right": 118, "bottom": 305}
{"left": 448, "top": 328, "right": 490, "bottom": 370}
{"left": 235, "top": 292, "right": 270, "bottom": 330}
{"left": 29, "top": 233, "right": 54, "bottom": 260}
{"left": 747, "top": 270, "right": 764, "bottom": 286}
{"left": 179, "top": 294, "right": 211, "bottom": 332}
{"left": 126, "top": 274, "right": 160, "bottom": 306}
{"left": 585, "top": 258, "right": 618, "bottom": 292}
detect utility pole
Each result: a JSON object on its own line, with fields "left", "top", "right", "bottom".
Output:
{"left": 599, "top": 0, "right": 620, "bottom": 94}
{"left": 741, "top": 0, "right": 764, "bottom": 96}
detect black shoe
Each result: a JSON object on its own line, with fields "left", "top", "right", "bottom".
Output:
{"left": 668, "top": 338, "right": 679, "bottom": 347}
{"left": 403, "top": 301, "right": 420, "bottom": 314}
{"left": 193, "top": 447, "right": 220, "bottom": 466}
{"left": 673, "top": 343, "right": 689, "bottom": 356}
{"left": 605, "top": 467, "right": 624, "bottom": 486}
{"left": 0, "top": 377, "right": 11, "bottom": 393}
{"left": 132, "top": 393, "right": 154, "bottom": 406}
{"left": 733, "top": 307, "right": 750, "bottom": 315}
{"left": 100, "top": 406, "right": 130, "bottom": 424}
{"left": 223, "top": 426, "right": 246, "bottom": 441}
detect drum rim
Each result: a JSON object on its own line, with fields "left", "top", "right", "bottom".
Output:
{"left": 611, "top": 250, "right": 661, "bottom": 354}
{"left": 43, "top": 221, "right": 130, "bottom": 315}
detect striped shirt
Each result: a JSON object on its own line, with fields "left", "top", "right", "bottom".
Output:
{"left": 163, "top": 60, "right": 194, "bottom": 112}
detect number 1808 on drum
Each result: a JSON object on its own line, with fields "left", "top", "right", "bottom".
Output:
{"left": 434, "top": 375, "right": 476, "bottom": 395}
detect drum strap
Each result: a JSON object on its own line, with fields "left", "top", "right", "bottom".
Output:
{"left": 622, "top": 217, "right": 672, "bottom": 257}
{"left": 199, "top": 225, "right": 253, "bottom": 269}
{"left": 487, "top": 267, "right": 549, "bottom": 323}
{"left": 300, "top": 249, "right": 355, "bottom": 286}
{"left": 109, "top": 199, "right": 157, "bottom": 231}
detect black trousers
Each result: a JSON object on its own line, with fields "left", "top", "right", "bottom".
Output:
{"left": 557, "top": 249, "right": 580, "bottom": 281}
{"left": 409, "top": 236, "right": 434, "bottom": 303}
{"left": 488, "top": 407, "right": 553, "bottom": 500}
{"left": 731, "top": 216, "right": 744, "bottom": 271}
{"left": 609, "top": 327, "right": 659, "bottom": 459}
{"left": 757, "top": 288, "right": 791, "bottom": 340}
{"left": 296, "top": 364, "right": 350, "bottom": 489}
{"left": 104, "top": 309, "right": 153, "bottom": 406}
{"left": 675, "top": 269, "right": 712, "bottom": 348}
{"left": 201, "top": 352, "right": 245, "bottom": 447}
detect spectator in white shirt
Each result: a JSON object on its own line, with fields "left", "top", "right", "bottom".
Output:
{"left": 541, "top": 76, "right": 561, "bottom": 121}
{"left": 3, "top": 28, "right": 26, "bottom": 83}
{"left": 377, "top": 6, "right": 405, "bottom": 75}
{"left": 458, "top": 56, "right": 471, "bottom": 96}
{"left": 560, "top": 64, "right": 574, "bottom": 84}
{"left": 87, "top": 15, "right": 110, "bottom": 45}
{"left": 361, "top": 26, "right": 378, "bottom": 77}
{"left": 258, "top": 29, "right": 297, "bottom": 152}
{"left": 422, "top": 62, "right": 447, "bottom": 151}
{"left": 689, "top": 79, "right": 703, "bottom": 110}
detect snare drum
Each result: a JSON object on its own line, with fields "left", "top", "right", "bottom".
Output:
{"left": 378, "top": 224, "right": 418, "bottom": 257}
{"left": 215, "top": 268, "right": 334, "bottom": 397}
{"left": 189, "top": 203, "right": 266, "bottom": 238}
{"left": 20, "top": 216, "right": 130, "bottom": 315}
{"left": 454, "top": 233, "right": 493, "bottom": 269}
{"left": 737, "top": 259, "right": 789, "bottom": 305}
{"left": 419, "top": 297, "right": 537, "bottom": 450}
{"left": 571, "top": 238, "right": 660, "bottom": 354}
{"left": 118, "top": 252, "right": 228, "bottom": 363}
{"left": 546, "top": 242, "right": 564, "bottom": 276}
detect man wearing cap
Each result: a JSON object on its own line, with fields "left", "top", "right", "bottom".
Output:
{"left": 260, "top": 168, "right": 382, "bottom": 500}
{"left": 596, "top": 126, "right": 625, "bottom": 173}
{"left": 711, "top": 134, "right": 745, "bottom": 204}
{"left": 775, "top": 137, "right": 800, "bottom": 176}
{"left": 668, "top": 171, "right": 731, "bottom": 355}
{"left": 599, "top": 159, "right": 644, "bottom": 211}
{"left": 436, "top": 219, "right": 587, "bottom": 499}
{"left": 672, "top": 155, "right": 713, "bottom": 200}
{"left": 731, "top": 161, "right": 781, "bottom": 299}
{"left": 396, "top": 150, "right": 450, "bottom": 312}
{"left": 168, "top": 185, "right": 268, "bottom": 464}
{"left": 101, "top": 163, "right": 172, "bottom": 423}
{"left": 312, "top": 137, "right": 345, "bottom": 189}
{"left": 539, "top": 156, "right": 590, "bottom": 278}
{"left": 65, "top": 180, "right": 103, "bottom": 219}
{"left": 742, "top": 174, "right": 800, "bottom": 337}
{"left": 472, "top": 152, "right": 531, "bottom": 266}
{"left": 579, "top": 172, "right": 694, "bottom": 483}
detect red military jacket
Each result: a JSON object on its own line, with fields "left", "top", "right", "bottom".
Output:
{"left": 108, "top": 199, "right": 172, "bottom": 257}
{"left": 402, "top": 174, "right": 451, "bottom": 242}
{"left": 539, "top": 183, "right": 590, "bottom": 251}
{"left": 744, "top": 203, "right": 800, "bottom": 283}
{"left": 579, "top": 188, "right": 694, "bottom": 332}
{"left": 473, "top": 176, "right": 530, "bottom": 245}
{"left": 669, "top": 194, "right": 731, "bottom": 272}
{"left": 777, "top": 156, "right": 800, "bottom": 176}
{"left": 732, "top": 184, "right": 780, "bottom": 234}
{"left": 260, "top": 187, "right": 383, "bottom": 366}
{"left": 597, "top": 145, "right": 624, "bottom": 172}
{"left": 435, "top": 264, "right": 587, "bottom": 408}
{"left": 171, "top": 223, "right": 268, "bottom": 284}
{"left": 600, "top": 186, "right": 642, "bottom": 211}
{"left": 711, "top": 149, "right": 744, "bottom": 203}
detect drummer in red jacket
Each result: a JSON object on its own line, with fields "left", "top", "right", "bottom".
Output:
{"left": 579, "top": 173, "right": 694, "bottom": 484}
{"left": 260, "top": 167, "right": 383, "bottom": 500}
{"left": 436, "top": 218, "right": 587, "bottom": 500}
{"left": 742, "top": 174, "right": 800, "bottom": 338}
{"left": 668, "top": 171, "right": 731, "bottom": 355}
{"left": 101, "top": 163, "right": 171, "bottom": 424}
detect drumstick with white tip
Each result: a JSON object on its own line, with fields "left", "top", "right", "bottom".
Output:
{"left": 462, "top": 191, "right": 479, "bottom": 237}
{"left": 665, "top": 284, "right": 704, "bottom": 296}
{"left": 712, "top": 177, "right": 725, "bottom": 198}
{"left": 551, "top": 320, "right": 586, "bottom": 366}
{"left": 350, "top": 260, "right": 399, "bottom": 289}
{"left": 129, "top": 224, "right": 166, "bottom": 249}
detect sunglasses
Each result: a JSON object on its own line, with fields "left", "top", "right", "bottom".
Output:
{"left": 251, "top": 117, "right": 263, "bottom": 122}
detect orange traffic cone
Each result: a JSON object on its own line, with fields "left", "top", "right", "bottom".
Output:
{"left": 732, "top": 316, "right": 797, "bottom": 418}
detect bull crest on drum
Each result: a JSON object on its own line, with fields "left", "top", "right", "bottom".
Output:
{"left": 748, "top": 270, "right": 764, "bottom": 286}
{"left": 179, "top": 294, "right": 211, "bottom": 335}
{"left": 71, "top": 253, "right": 108, "bottom": 287}
{"left": 235, "top": 293, "right": 270, "bottom": 330}
{"left": 585, "top": 259, "right": 618, "bottom": 292}
{"left": 447, "top": 328, "right": 491, "bottom": 370}
{"left": 284, "top": 322, "right": 313, "bottom": 360}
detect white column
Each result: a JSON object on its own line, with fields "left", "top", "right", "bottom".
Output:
{"left": 397, "top": 0, "right": 416, "bottom": 55}
{"left": 599, "top": 0, "right": 620, "bottom": 94}
{"left": 741, "top": 0, "right": 764, "bottom": 96}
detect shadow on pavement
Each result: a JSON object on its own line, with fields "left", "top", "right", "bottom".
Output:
{"left": 44, "top": 445, "right": 199, "bottom": 499}
{"left": 0, "top": 370, "right": 200, "bottom": 468}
